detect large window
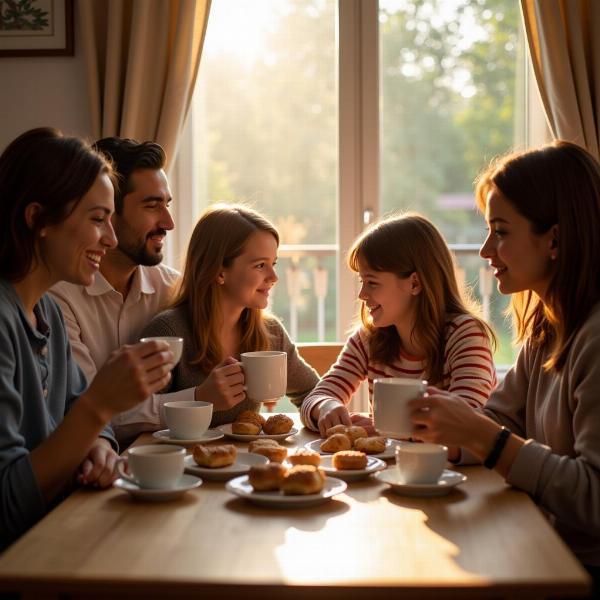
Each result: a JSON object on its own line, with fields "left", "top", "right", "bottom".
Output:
{"left": 173, "top": 0, "right": 543, "bottom": 369}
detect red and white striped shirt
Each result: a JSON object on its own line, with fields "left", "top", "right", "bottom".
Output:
{"left": 299, "top": 314, "right": 497, "bottom": 431}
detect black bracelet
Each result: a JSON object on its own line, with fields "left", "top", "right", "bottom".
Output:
{"left": 483, "top": 426, "right": 511, "bottom": 469}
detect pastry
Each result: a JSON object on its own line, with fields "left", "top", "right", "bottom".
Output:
{"left": 354, "top": 436, "right": 387, "bottom": 454}
{"left": 248, "top": 463, "right": 287, "bottom": 491}
{"left": 325, "top": 424, "right": 348, "bottom": 437}
{"left": 332, "top": 450, "right": 368, "bottom": 470}
{"left": 231, "top": 420, "right": 261, "bottom": 435}
{"left": 248, "top": 438, "right": 280, "bottom": 452}
{"left": 192, "top": 444, "right": 237, "bottom": 468}
{"left": 281, "top": 465, "right": 325, "bottom": 495}
{"left": 320, "top": 433, "right": 352, "bottom": 453}
{"left": 262, "top": 414, "right": 293, "bottom": 435}
{"left": 236, "top": 410, "right": 265, "bottom": 428}
{"left": 287, "top": 448, "right": 321, "bottom": 467}
{"left": 249, "top": 442, "right": 287, "bottom": 463}
{"left": 344, "top": 426, "right": 368, "bottom": 444}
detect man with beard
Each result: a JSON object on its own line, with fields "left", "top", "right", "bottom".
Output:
{"left": 51, "top": 137, "right": 189, "bottom": 445}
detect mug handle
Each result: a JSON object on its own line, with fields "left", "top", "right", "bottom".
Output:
{"left": 116, "top": 457, "right": 138, "bottom": 486}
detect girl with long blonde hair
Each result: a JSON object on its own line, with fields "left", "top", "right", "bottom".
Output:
{"left": 301, "top": 212, "right": 496, "bottom": 435}
{"left": 141, "top": 204, "right": 318, "bottom": 425}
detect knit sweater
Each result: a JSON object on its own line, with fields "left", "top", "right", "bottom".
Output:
{"left": 140, "top": 306, "right": 319, "bottom": 426}
{"left": 300, "top": 314, "right": 496, "bottom": 430}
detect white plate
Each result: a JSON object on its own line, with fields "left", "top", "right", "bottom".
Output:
{"left": 217, "top": 423, "right": 299, "bottom": 442}
{"left": 304, "top": 437, "right": 404, "bottom": 460}
{"left": 374, "top": 468, "right": 467, "bottom": 497}
{"left": 318, "top": 455, "right": 387, "bottom": 482}
{"left": 184, "top": 452, "right": 269, "bottom": 481}
{"left": 152, "top": 429, "right": 224, "bottom": 445}
{"left": 113, "top": 474, "right": 202, "bottom": 501}
{"left": 226, "top": 475, "right": 347, "bottom": 508}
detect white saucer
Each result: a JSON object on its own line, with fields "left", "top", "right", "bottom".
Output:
{"left": 374, "top": 468, "right": 467, "bottom": 497}
{"left": 152, "top": 429, "right": 224, "bottom": 445}
{"left": 226, "top": 475, "right": 347, "bottom": 508}
{"left": 113, "top": 474, "right": 203, "bottom": 501}
{"left": 217, "top": 423, "right": 298, "bottom": 442}
{"left": 184, "top": 452, "right": 269, "bottom": 481}
{"left": 304, "top": 437, "right": 404, "bottom": 460}
{"left": 318, "top": 455, "right": 387, "bottom": 482}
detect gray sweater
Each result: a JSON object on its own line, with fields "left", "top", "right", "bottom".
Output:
{"left": 0, "top": 279, "right": 115, "bottom": 549}
{"left": 485, "top": 302, "right": 600, "bottom": 566}
{"left": 140, "top": 306, "right": 319, "bottom": 426}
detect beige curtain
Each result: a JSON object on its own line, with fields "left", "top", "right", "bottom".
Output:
{"left": 521, "top": 0, "right": 600, "bottom": 158}
{"left": 79, "top": 0, "right": 211, "bottom": 168}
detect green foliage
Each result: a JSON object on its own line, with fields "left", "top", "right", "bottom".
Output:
{"left": 0, "top": 0, "right": 49, "bottom": 31}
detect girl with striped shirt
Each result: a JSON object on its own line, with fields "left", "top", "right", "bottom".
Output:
{"left": 300, "top": 213, "right": 497, "bottom": 436}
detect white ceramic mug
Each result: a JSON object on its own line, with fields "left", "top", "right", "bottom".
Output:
{"left": 240, "top": 351, "right": 287, "bottom": 402}
{"left": 140, "top": 336, "right": 184, "bottom": 365}
{"left": 163, "top": 400, "right": 213, "bottom": 439}
{"left": 373, "top": 378, "right": 427, "bottom": 438}
{"left": 117, "top": 444, "right": 185, "bottom": 489}
{"left": 395, "top": 443, "right": 448, "bottom": 484}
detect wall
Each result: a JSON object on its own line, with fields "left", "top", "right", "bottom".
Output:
{"left": 0, "top": 4, "right": 90, "bottom": 150}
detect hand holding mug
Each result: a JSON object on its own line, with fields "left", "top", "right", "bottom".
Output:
{"left": 194, "top": 357, "right": 246, "bottom": 411}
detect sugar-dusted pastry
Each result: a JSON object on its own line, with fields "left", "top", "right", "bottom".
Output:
{"left": 281, "top": 465, "right": 325, "bottom": 495}
{"left": 262, "top": 414, "right": 293, "bottom": 435}
{"left": 248, "top": 463, "right": 287, "bottom": 491}
{"left": 231, "top": 420, "right": 261, "bottom": 435}
{"left": 332, "top": 450, "right": 368, "bottom": 470}
{"left": 193, "top": 444, "right": 237, "bottom": 468}
{"left": 325, "top": 424, "right": 348, "bottom": 437}
{"left": 344, "top": 425, "right": 368, "bottom": 444}
{"left": 320, "top": 433, "right": 352, "bottom": 453}
{"left": 287, "top": 448, "right": 321, "bottom": 467}
{"left": 236, "top": 410, "right": 266, "bottom": 428}
{"left": 248, "top": 438, "right": 280, "bottom": 452}
{"left": 354, "top": 436, "right": 387, "bottom": 454}
{"left": 249, "top": 442, "right": 287, "bottom": 463}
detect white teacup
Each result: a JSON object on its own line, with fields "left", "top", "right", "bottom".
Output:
{"left": 240, "top": 351, "right": 287, "bottom": 402}
{"left": 395, "top": 443, "right": 448, "bottom": 484}
{"left": 164, "top": 400, "right": 213, "bottom": 439}
{"left": 117, "top": 444, "right": 185, "bottom": 489}
{"left": 140, "top": 336, "right": 184, "bottom": 365}
{"left": 373, "top": 378, "right": 427, "bottom": 438}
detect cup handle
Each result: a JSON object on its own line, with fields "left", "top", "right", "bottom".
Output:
{"left": 116, "top": 457, "right": 137, "bottom": 486}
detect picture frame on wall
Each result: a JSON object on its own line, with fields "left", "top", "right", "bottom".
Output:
{"left": 0, "top": 0, "right": 74, "bottom": 57}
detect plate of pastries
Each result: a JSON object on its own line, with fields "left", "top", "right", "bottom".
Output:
{"left": 318, "top": 453, "right": 387, "bottom": 482}
{"left": 225, "top": 461, "right": 347, "bottom": 508}
{"left": 184, "top": 444, "right": 269, "bottom": 481}
{"left": 304, "top": 424, "right": 404, "bottom": 460}
{"left": 218, "top": 411, "right": 298, "bottom": 442}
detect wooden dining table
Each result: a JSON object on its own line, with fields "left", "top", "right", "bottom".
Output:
{"left": 0, "top": 414, "right": 590, "bottom": 599}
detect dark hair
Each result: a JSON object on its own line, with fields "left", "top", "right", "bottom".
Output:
{"left": 93, "top": 137, "right": 166, "bottom": 213}
{"left": 0, "top": 127, "right": 112, "bottom": 282}
{"left": 475, "top": 140, "right": 600, "bottom": 371}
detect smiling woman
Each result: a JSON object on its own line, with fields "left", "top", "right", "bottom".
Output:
{"left": 0, "top": 128, "right": 174, "bottom": 549}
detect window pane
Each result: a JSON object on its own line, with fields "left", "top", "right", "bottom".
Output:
{"left": 194, "top": 0, "right": 338, "bottom": 343}
{"left": 379, "top": 0, "right": 526, "bottom": 363}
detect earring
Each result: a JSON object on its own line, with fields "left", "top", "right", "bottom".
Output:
{"left": 550, "top": 254, "right": 557, "bottom": 261}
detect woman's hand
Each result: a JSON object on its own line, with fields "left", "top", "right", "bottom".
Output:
{"left": 85, "top": 340, "right": 173, "bottom": 421}
{"left": 195, "top": 357, "right": 246, "bottom": 411}
{"left": 408, "top": 385, "right": 488, "bottom": 448}
{"left": 77, "top": 438, "right": 118, "bottom": 489}
{"left": 349, "top": 413, "right": 377, "bottom": 435}
{"left": 316, "top": 399, "right": 352, "bottom": 437}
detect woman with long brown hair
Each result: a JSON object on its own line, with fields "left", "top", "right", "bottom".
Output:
{"left": 408, "top": 141, "right": 600, "bottom": 587}
{"left": 301, "top": 212, "right": 497, "bottom": 435}
{"left": 140, "top": 204, "right": 318, "bottom": 425}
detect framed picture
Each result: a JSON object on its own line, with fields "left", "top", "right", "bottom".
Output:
{"left": 0, "top": 0, "right": 73, "bottom": 57}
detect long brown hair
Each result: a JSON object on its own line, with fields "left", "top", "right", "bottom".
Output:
{"left": 348, "top": 212, "right": 494, "bottom": 385}
{"left": 475, "top": 140, "right": 600, "bottom": 371}
{"left": 172, "top": 204, "right": 280, "bottom": 372}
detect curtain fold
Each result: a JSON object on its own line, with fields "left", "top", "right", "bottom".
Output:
{"left": 80, "top": 0, "right": 211, "bottom": 168}
{"left": 521, "top": 0, "right": 600, "bottom": 158}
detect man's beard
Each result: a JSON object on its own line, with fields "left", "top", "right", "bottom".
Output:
{"left": 118, "top": 229, "right": 166, "bottom": 266}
